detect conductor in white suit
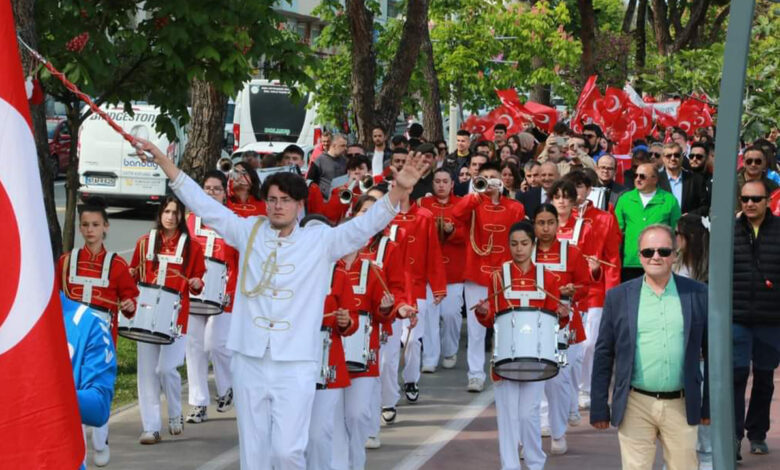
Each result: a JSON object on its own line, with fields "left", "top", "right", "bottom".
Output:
{"left": 132, "top": 139, "right": 427, "bottom": 470}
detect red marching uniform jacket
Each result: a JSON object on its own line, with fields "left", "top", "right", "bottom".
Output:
{"left": 227, "top": 194, "right": 266, "bottom": 217}
{"left": 452, "top": 193, "right": 526, "bottom": 286}
{"left": 321, "top": 266, "right": 359, "bottom": 389}
{"left": 417, "top": 195, "right": 467, "bottom": 284}
{"left": 533, "top": 239, "right": 593, "bottom": 344}
{"left": 186, "top": 213, "right": 240, "bottom": 312}
{"left": 57, "top": 245, "right": 139, "bottom": 343}
{"left": 341, "top": 257, "right": 395, "bottom": 379}
{"left": 388, "top": 204, "right": 447, "bottom": 301}
{"left": 476, "top": 261, "right": 562, "bottom": 381}
{"left": 562, "top": 202, "right": 622, "bottom": 309}
{"left": 130, "top": 230, "right": 206, "bottom": 335}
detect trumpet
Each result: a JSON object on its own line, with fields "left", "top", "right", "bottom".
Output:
{"left": 217, "top": 157, "right": 233, "bottom": 173}
{"left": 473, "top": 176, "right": 489, "bottom": 192}
{"left": 338, "top": 176, "right": 375, "bottom": 205}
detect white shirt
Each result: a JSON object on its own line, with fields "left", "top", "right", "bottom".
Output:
{"left": 639, "top": 190, "right": 657, "bottom": 208}
{"left": 372, "top": 149, "right": 386, "bottom": 176}
{"left": 170, "top": 172, "right": 398, "bottom": 362}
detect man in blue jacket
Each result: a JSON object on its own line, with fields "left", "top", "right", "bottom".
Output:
{"left": 590, "top": 224, "right": 709, "bottom": 469}
{"left": 62, "top": 293, "right": 117, "bottom": 466}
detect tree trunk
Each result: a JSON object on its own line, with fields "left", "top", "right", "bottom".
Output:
{"left": 634, "top": 0, "right": 648, "bottom": 92}
{"left": 11, "top": 0, "right": 63, "bottom": 258}
{"left": 420, "top": 24, "right": 443, "bottom": 143}
{"left": 180, "top": 78, "right": 228, "bottom": 183}
{"left": 529, "top": 57, "right": 550, "bottom": 105}
{"left": 346, "top": 0, "right": 377, "bottom": 147}
{"left": 622, "top": 0, "right": 637, "bottom": 33}
{"left": 578, "top": 0, "right": 597, "bottom": 80}
{"left": 651, "top": 0, "right": 672, "bottom": 55}
{"left": 62, "top": 104, "right": 81, "bottom": 252}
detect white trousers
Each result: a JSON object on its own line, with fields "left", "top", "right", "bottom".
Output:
{"left": 568, "top": 343, "right": 584, "bottom": 417}
{"left": 542, "top": 367, "right": 572, "bottom": 440}
{"left": 463, "top": 282, "right": 488, "bottom": 381}
{"left": 137, "top": 335, "right": 187, "bottom": 433}
{"left": 233, "top": 351, "right": 318, "bottom": 470}
{"left": 307, "top": 388, "right": 347, "bottom": 470}
{"left": 402, "top": 288, "right": 430, "bottom": 384}
{"left": 580, "top": 307, "right": 603, "bottom": 395}
{"left": 186, "top": 313, "right": 233, "bottom": 406}
{"left": 422, "top": 287, "right": 441, "bottom": 369}
{"left": 91, "top": 422, "right": 109, "bottom": 451}
{"left": 438, "top": 283, "right": 464, "bottom": 359}
{"left": 495, "top": 380, "right": 546, "bottom": 470}
{"left": 380, "top": 319, "right": 402, "bottom": 409}
{"left": 344, "top": 377, "right": 378, "bottom": 470}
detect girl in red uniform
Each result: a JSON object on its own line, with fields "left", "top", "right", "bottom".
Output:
{"left": 56, "top": 196, "right": 138, "bottom": 466}
{"left": 227, "top": 161, "right": 267, "bottom": 217}
{"left": 185, "top": 171, "right": 241, "bottom": 425}
{"left": 533, "top": 191, "right": 598, "bottom": 456}
{"left": 130, "top": 196, "right": 206, "bottom": 444}
{"left": 475, "top": 221, "right": 565, "bottom": 470}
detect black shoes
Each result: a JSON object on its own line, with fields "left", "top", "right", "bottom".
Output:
{"left": 404, "top": 382, "right": 419, "bottom": 403}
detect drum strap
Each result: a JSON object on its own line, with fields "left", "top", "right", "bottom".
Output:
{"left": 326, "top": 263, "right": 337, "bottom": 295}
{"left": 194, "top": 216, "right": 221, "bottom": 258}
{"left": 532, "top": 240, "right": 568, "bottom": 272}
{"left": 569, "top": 218, "right": 584, "bottom": 246}
{"left": 352, "top": 260, "right": 370, "bottom": 295}
{"left": 375, "top": 236, "right": 390, "bottom": 268}
{"left": 68, "top": 248, "right": 114, "bottom": 303}
{"left": 147, "top": 230, "right": 188, "bottom": 285}
{"left": 502, "top": 262, "right": 545, "bottom": 307}
{"left": 387, "top": 224, "right": 398, "bottom": 242}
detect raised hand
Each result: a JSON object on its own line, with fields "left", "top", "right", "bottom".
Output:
{"left": 390, "top": 151, "right": 430, "bottom": 192}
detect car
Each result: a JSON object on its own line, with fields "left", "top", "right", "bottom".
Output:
{"left": 47, "top": 118, "right": 70, "bottom": 178}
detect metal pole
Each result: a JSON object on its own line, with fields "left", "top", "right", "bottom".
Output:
{"left": 709, "top": 1, "right": 755, "bottom": 468}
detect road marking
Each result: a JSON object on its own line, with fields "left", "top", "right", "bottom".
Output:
{"left": 194, "top": 446, "right": 240, "bottom": 470}
{"left": 393, "top": 387, "right": 495, "bottom": 470}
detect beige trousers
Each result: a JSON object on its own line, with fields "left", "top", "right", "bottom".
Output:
{"left": 617, "top": 390, "right": 698, "bottom": 470}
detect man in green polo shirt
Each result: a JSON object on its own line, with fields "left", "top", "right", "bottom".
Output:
{"left": 615, "top": 163, "right": 681, "bottom": 281}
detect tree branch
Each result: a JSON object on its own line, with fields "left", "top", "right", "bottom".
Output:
{"left": 708, "top": 5, "right": 730, "bottom": 44}
{"left": 651, "top": 0, "right": 671, "bottom": 54}
{"left": 672, "top": 0, "right": 710, "bottom": 52}
{"left": 346, "top": 0, "right": 377, "bottom": 145}
{"left": 622, "top": 0, "right": 637, "bottom": 34}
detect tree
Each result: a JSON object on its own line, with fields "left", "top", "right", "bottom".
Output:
{"left": 11, "top": 0, "right": 62, "bottom": 258}
{"left": 35, "top": 0, "right": 311, "bottom": 252}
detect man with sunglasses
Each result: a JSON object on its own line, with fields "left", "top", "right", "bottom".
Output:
{"left": 615, "top": 163, "right": 681, "bottom": 281}
{"left": 657, "top": 142, "right": 710, "bottom": 215}
{"left": 591, "top": 224, "right": 709, "bottom": 470}
{"left": 738, "top": 147, "right": 779, "bottom": 207}
{"left": 732, "top": 180, "right": 780, "bottom": 459}
{"left": 583, "top": 124, "right": 605, "bottom": 160}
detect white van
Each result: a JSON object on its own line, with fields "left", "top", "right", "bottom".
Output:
{"left": 77, "top": 104, "right": 187, "bottom": 207}
{"left": 232, "top": 79, "right": 320, "bottom": 154}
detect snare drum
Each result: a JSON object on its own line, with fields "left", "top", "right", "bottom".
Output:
{"left": 118, "top": 283, "right": 181, "bottom": 345}
{"left": 190, "top": 257, "right": 228, "bottom": 316}
{"left": 492, "top": 307, "right": 560, "bottom": 382}
{"left": 317, "top": 327, "right": 336, "bottom": 389}
{"left": 342, "top": 311, "right": 373, "bottom": 372}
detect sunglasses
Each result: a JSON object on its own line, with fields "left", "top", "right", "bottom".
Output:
{"left": 664, "top": 152, "right": 682, "bottom": 159}
{"left": 744, "top": 158, "right": 764, "bottom": 166}
{"left": 639, "top": 247, "right": 674, "bottom": 258}
{"left": 689, "top": 153, "right": 707, "bottom": 161}
{"left": 740, "top": 195, "right": 767, "bottom": 203}
{"left": 650, "top": 152, "right": 662, "bottom": 158}
{"left": 635, "top": 173, "right": 650, "bottom": 180}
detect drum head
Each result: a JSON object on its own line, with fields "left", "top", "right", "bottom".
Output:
{"left": 494, "top": 358, "right": 560, "bottom": 382}
{"left": 189, "top": 300, "right": 224, "bottom": 316}
{"left": 118, "top": 328, "right": 174, "bottom": 345}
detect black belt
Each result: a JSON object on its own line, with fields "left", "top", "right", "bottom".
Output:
{"left": 631, "top": 387, "right": 684, "bottom": 400}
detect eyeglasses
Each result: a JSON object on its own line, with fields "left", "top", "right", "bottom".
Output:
{"left": 740, "top": 195, "right": 767, "bottom": 203}
{"left": 639, "top": 247, "right": 674, "bottom": 258}
{"left": 744, "top": 158, "right": 764, "bottom": 166}
{"left": 204, "top": 186, "right": 225, "bottom": 193}
{"left": 664, "top": 152, "right": 682, "bottom": 159}
{"left": 650, "top": 152, "right": 662, "bottom": 158}
{"left": 689, "top": 153, "right": 707, "bottom": 161}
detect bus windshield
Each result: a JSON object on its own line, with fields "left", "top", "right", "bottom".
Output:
{"left": 249, "top": 83, "right": 308, "bottom": 142}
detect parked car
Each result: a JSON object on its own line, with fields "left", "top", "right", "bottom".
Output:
{"left": 47, "top": 118, "right": 70, "bottom": 178}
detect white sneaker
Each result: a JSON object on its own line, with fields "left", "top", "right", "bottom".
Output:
{"left": 541, "top": 426, "right": 551, "bottom": 437}
{"left": 421, "top": 364, "right": 437, "bottom": 373}
{"left": 442, "top": 355, "right": 457, "bottom": 369}
{"left": 550, "top": 436, "right": 568, "bottom": 455}
{"left": 568, "top": 411, "right": 582, "bottom": 426}
{"left": 138, "top": 431, "right": 161, "bottom": 445}
{"left": 365, "top": 436, "right": 381, "bottom": 449}
{"left": 467, "top": 378, "right": 484, "bottom": 392}
{"left": 92, "top": 445, "right": 110, "bottom": 467}
{"left": 578, "top": 392, "right": 591, "bottom": 410}
{"left": 168, "top": 415, "right": 183, "bottom": 435}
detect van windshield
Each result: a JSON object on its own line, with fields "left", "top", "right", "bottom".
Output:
{"left": 249, "top": 83, "right": 308, "bottom": 142}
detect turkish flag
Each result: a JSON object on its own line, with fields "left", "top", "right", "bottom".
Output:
{"left": 522, "top": 101, "right": 558, "bottom": 133}
{"left": 488, "top": 105, "right": 526, "bottom": 136}
{"left": 462, "top": 114, "right": 495, "bottom": 140}
{"left": 496, "top": 88, "right": 522, "bottom": 110}
{"left": 0, "top": 4, "right": 85, "bottom": 468}
{"left": 596, "top": 87, "right": 628, "bottom": 126}
{"left": 770, "top": 188, "right": 780, "bottom": 217}
{"left": 572, "top": 75, "right": 603, "bottom": 132}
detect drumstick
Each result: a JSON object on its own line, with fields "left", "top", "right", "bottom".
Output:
{"left": 368, "top": 262, "right": 393, "bottom": 298}
{"left": 571, "top": 244, "right": 618, "bottom": 268}
{"left": 469, "top": 283, "right": 512, "bottom": 311}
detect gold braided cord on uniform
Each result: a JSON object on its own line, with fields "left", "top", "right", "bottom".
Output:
{"left": 470, "top": 211, "right": 493, "bottom": 257}
{"left": 138, "top": 237, "right": 147, "bottom": 281}
{"left": 239, "top": 216, "right": 267, "bottom": 297}
{"left": 61, "top": 252, "right": 73, "bottom": 299}
{"left": 491, "top": 269, "right": 516, "bottom": 312}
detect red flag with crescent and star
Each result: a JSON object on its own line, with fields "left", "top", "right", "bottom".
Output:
{"left": 0, "top": 2, "right": 85, "bottom": 468}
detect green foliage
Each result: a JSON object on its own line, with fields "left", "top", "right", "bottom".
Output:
{"left": 430, "top": 0, "right": 581, "bottom": 112}
{"left": 641, "top": 13, "right": 779, "bottom": 140}
{"left": 36, "top": 0, "right": 313, "bottom": 136}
